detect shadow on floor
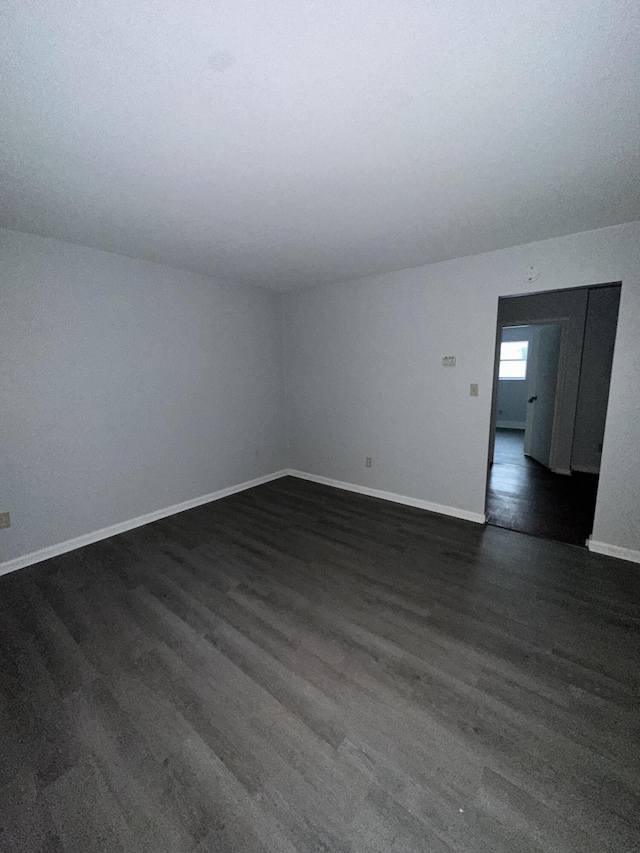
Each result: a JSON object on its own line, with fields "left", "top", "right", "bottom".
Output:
{"left": 487, "top": 429, "right": 599, "bottom": 546}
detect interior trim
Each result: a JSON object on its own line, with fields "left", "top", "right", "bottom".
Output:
{"left": 587, "top": 538, "right": 640, "bottom": 564}
{"left": 5, "top": 469, "right": 637, "bottom": 576}
{"left": 287, "top": 469, "right": 487, "bottom": 524}
{"left": 0, "top": 470, "right": 289, "bottom": 578}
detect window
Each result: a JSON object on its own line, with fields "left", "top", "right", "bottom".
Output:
{"left": 499, "top": 340, "right": 528, "bottom": 379}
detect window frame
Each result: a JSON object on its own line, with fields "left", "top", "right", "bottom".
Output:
{"left": 499, "top": 340, "right": 528, "bottom": 380}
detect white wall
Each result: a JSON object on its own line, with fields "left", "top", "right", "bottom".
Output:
{"left": 0, "top": 229, "right": 287, "bottom": 564}
{"left": 284, "top": 221, "right": 640, "bottom": 554}
{"left": 496, "top": 326, "right": 531, "bottom": 428}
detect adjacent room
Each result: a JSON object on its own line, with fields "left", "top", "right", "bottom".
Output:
{"left": 486, "top": 283, "right": 621, "bottom": 546}
{"left": 1, "top": 2, "right": 639, "bottom": 852}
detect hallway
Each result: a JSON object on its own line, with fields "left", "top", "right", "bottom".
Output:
{"left": 487, "top": 429, "right": 599, "bottom": 546}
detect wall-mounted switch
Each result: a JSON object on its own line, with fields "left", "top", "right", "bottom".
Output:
{"left": 442, "top": 356, "right": 456, "bottom": 366}
{"left": 0, "top": 512, "right": 10, "bottom": 529}
{"left": 470, "top": 384, "right": 479, "bottom": 397}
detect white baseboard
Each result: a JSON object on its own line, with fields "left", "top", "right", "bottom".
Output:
{"left": 571, "top": 464, "right": 600, "bottom": 475}
{"left": 5, "top": 467, "right": 635, "bottom": 573}
{"left": 286, "top": 469, "right": 486, "bottom": 524}
{"left": 496, "top": 422, "right": 526, "bottom": 430}
{"left": 0, "top": 470, "right": 289, "bottom": 578}
{"left": 587, "top": 539, "right": 640, "bottom": 565}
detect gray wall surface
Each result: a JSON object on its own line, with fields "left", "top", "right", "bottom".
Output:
{"left": 0, "top": 228, "right": 287, "bottom": 563}
{"left": 284, "top": 221, "right": 640, "bottom": 553}
{"left": 572, "top": 286, "right": 621, "bottom": 473}
{"left": 496, "top": 326, "right": 532, "bottom": 428}
{"left": 496, "top": 380, "right": 528, "bottom": 427}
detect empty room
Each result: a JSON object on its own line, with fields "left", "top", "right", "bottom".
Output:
{"left": 1, "top": 2, "right": 639, "bottom": 852}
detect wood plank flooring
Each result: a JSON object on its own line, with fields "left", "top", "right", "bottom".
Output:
{"left": 487, "top": 429, "right": 599, "bottom": 546}
{"left": 1, "top": 475, "right": 639, "bottom": 852}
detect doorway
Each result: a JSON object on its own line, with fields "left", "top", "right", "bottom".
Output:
{"left": 486, "top": 283, "right": 621, "bottom": 546}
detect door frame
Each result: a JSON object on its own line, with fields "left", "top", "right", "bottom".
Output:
{"left": 487, "top": 317, "right": 570, "bottom": 473}
{"left": 484, "top": 280, "right": 623, "bottom": 537}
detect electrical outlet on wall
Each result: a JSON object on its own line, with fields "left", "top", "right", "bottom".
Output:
{"left": 0, "top": 512, "right": 10, "bottom": 529}
{"left": 365, "top": 457, "right": 372, "bottom": 468}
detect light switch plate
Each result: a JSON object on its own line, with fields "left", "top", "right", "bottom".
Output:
{"left": 0, "top": 512, "right": 10, "bottom": 529}
{"left": 470, "top": 384, "right": 479, "bottom": 397}
{"left": 442, "top": 356, "right": 456, "bottom": 366}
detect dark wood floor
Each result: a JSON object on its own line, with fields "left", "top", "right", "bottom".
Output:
{"left": 487, "top": 429, "right": 599, "bottom": 546}
{"left": 1, "top": 476, "right": 639, "bottom": 853}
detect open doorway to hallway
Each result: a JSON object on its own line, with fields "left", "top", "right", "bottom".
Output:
{"left": 486, "top": 283, "right": 621, "bottom": 547}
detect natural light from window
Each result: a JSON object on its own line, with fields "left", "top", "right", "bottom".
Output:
{"left": 499, "top": 341, "right": 528, "bottom": 379}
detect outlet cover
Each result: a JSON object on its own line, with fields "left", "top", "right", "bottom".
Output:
{"left": 0, "top": 512, "right": 10, "bottom": 529}
{"left": 365, "top": 457, "right": 372, "bottom": 468}
{"left": 470, "top": 384, "right": 479, "bottom": 397}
